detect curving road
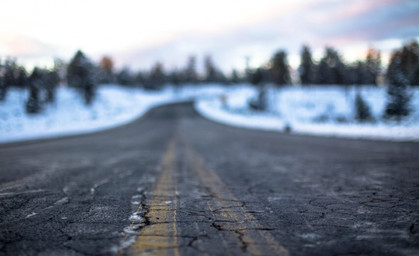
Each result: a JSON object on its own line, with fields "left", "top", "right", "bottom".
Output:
{"left": 0, "top": 102, "right": 418, "bottom": 256}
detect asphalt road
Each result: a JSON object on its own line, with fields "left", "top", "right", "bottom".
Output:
{"left": 0, "top": 102, "right": 418, "bottom": 256}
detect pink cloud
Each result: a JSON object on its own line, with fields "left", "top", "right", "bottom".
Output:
{"left": 0, "top": 33, "right": 56, "bottom": 58}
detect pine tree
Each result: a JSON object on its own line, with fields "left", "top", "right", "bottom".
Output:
{"left": 386, "top": 40, "right": 418, "bottom": 86}
{"left": 169, "top": 70, "right": 181, "bottom": 86}
{"left": 147, "top": 62, "right": 166, "bottom": 90}
{"left": 400, "top": 40, "right": 418, "bottom": 85}
{"left": 365, "top": 48, "right": 381, "bottom": 85}
{"left": 117, "top": 68, "right": 134, "bottom": 86}
{"left": 230, "top": 69, "right": 240, "bottom": 84}
{"left": 67, "top": 50, "right": 96, "bottom": 105}
{"left": 315, "top": 47, "right": 348, "bottom": 85}
{"left": 299, "top": 45, "right": 315, "bottom": 85}
{"left": 354, "top": 92, "right": 372, "bottom": 122}
{"left": 248, "top": 68, "right": 267, "bottom": 111}
{"left": 250, "top": 68, "right": 263, "bottom": 86}
{"left": 0, "top": 59, "right": 6, "bottom": 101}
{"left": 135, "top": 71, "right": 147, "bottom": 87}
{"left": 354, "top": 61, "right": 368, "bottom": 85}
{"left": 184, "top": 56, "right": 198, "bottom": 84}
{"left": 98, "top": 56, "right": 115, "bottom": 84}
{"left": 315, "top": 59, "right": 332, "bottom": 84}
{"left": 271, "top": 50, "right": 291, "bottom": 86}
{"left": 0, "top": 59, "right": 17, "bottom": 100}
{"left": 25, "top": 68, "right": 43, "bottom": 114}
{"left": 384, "top": 51, "right": 411, "bottom": 120}
{"left": 204, "top": 55, "right": 218, "bottom": 83}
{"left": 45, "top": 69, "right": 59, "bottom": 103}
{"left": 15, "top": 66, "right": 28, "bottom": 88}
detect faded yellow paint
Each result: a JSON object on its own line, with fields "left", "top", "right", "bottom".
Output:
{"left": 183, "top": 137, "right": 289, "bottom": 256}
{"left": 173, "top": 182, "right": 179, "bottom": 256}
{"left": 123, "top": 133, "right": 288, "bottom": 256}
{"left": 205, "top": 200, "right": 234, "bottom": 256}
{"left": 129, "top": 139, "right": 180, "bottom": 256}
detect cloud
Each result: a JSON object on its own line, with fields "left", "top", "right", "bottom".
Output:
{"left": 1, "top": 0, "right": 418, "bottom": 70}
{"left": 311, "top": 0, "right": 419, "bottom": 42}
{"left": 0, "top": 32, "right": 58, "bottom": 58}
{"left": 120, "top": 0, "right": 419, "bottom": 70}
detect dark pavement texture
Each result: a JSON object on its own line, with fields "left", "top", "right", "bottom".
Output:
{"left": 0, "top": 102, "right": 418, "bottom": 256}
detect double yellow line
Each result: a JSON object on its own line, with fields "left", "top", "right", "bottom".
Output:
{"left": 124, "top": 134, "right": 288, "bottom": 256}
{"left": 128, "top": 139, "right": 180, "bottom": 256}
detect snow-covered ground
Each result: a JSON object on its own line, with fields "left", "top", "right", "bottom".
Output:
{"left": 1, "top": 84, "right": 418, "bottom": 143}
{"left": 195, "top": 85, "right": 419, "bottom": 141}
{"left": 0, "top": 84, "right": 225, "bottom": 143}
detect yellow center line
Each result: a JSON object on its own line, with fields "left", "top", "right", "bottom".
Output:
{"left": 173, "top": 181, "right": 179, "bottom": 256}
{"left": 123, "top": 132, "right": 288, "bottom": 255}
{"left": 182, "top": 136, "right": 289, "bottom": 256}
{"left": 127, "top": 138, "right": 180, "bottom": 256}
{"left": 205, "top": 200, "right": 234, "bottom": 256}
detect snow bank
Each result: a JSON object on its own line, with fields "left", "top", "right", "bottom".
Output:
{"left": 195, "top": 85, "right": 419, "bottom": 141}
{"left": 0, "top": 84, "right": 225, "bottom": 143}
{"left": 1, "top": 84, "right": 418, "bottom": 143}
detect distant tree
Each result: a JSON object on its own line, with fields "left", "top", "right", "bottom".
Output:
{"left": 204, "top": 55, "right": 218, "bottom": 83}
{"left": 365, "top": 48, "right": 381, "bottom": 85}
{"left": 250, "top": 68, "right": 263, "bottom": 86}
{"left": 98, "top": 56, "right": 115, "bottom": 84}
{"left": 354, "top": 92, "right": 372, "bottom": 122}
{"left": 315, "top": 47, "right": 347, "bottom": 85}
{"left": 299, "top": 45, "right": 315, "bottom": 85}
{"left": 316, "top": 58, "right": 333, "bottom": 84}
{"left": 67, "top": 50, "right": 96, "bottom": 105}
{"left": 0, "top": 59, "right": 6, "bottom": 101}
{"left": 116, "top": 68, "right": 134, "bottom": 86}
{"left": 271, "top": 50, "right": 291, "bottom": 86}
{"left": 25, "top": 68, "right": 43, "bottom": 114}
{"left": 184, "top": 56, "right": 198, "bottom": 84}
{"left": 44, "top": 69, "right": 59, "bottom": 103}
{"left": 3, "top": 59, "right": 17, "bottom": 88}
{"left": 53, "top": 58, "right": 67, "bottom": 84}
{"left": 0, "top": 58, "right": 29, "bottom": 100}
{"left": 146, "top": 62, "right": 166, "bottom": 90}
{"left": 168, "top": 69, "right": 182, "bottom": 86}
{"left": 135, "top": 71, "right": 147, "bottom": 87}
{"left": 230, "top": 69, "right": 240, "bottom": 84}
{"left": 202, "top": 55, "right": 228, "bottom": 84}
{"left": 248, "top": 68, "right": 268, "bottom": 111}
{"left": 15, "top": 66, "right": 28, "bottom": 88}
{"left": 352, "top": 61, "right": 368, "bottom": 85}
{"left": 384, "top": 51, "right": 411, "bottom": 120}
{"left": 412, "top": 67, "right": 419, "bottom": 85}
{"left": 399, "top": 40, "right": 418, "bottom": 85}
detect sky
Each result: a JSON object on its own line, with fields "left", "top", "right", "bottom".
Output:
{"left": 0, "top": 0, "right": 418, "bottom": 73}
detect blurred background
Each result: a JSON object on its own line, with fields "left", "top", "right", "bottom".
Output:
{"left": 0, "top": 0, "right": 418, "bottom": 142}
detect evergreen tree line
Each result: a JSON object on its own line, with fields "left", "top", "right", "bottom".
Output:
{"left": 298, "top": 46, "right": 381, "bottom": 85}
{"left": 0, "top": 50, "right": 245, "bottom": 114}
{"left": 248, "top": 40, "right": 417, "bottom": 121}
{"left": 248, "top": 40, "right": 418, "bottom": 87}
{"left": 382, "top": 40, "right": 418, "bottom": 121}
{"left": 99, "top": 55, "right": 241, "bottom": 89}
{"left": 0, "top": 40, "right": 417, "bottom": 117}
{"left": 245, "top": 46, "right": 381, "bottom": 87}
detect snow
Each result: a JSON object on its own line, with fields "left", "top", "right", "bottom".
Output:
{"left": 0, "top": 84, "right": 225, "bottom": 143}
{"left": 195, "top": 85, "right": 419, "bottom": 141}
{"left": 1, "top": 84, "right": 419, "bottom": 143}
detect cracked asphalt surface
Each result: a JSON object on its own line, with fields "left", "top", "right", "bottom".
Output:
{"left": 0, "top": 102, "right": 418, "bottom": 256}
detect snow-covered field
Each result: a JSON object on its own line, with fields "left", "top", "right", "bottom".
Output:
{"left": 196, "top": 85, "right": 419, "bottom": 141}
{"left": 0, "top": 84, "right": 225, "bottom": 143}
{"left": 1, "top": 84, "right": 418, "bottom": 143}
